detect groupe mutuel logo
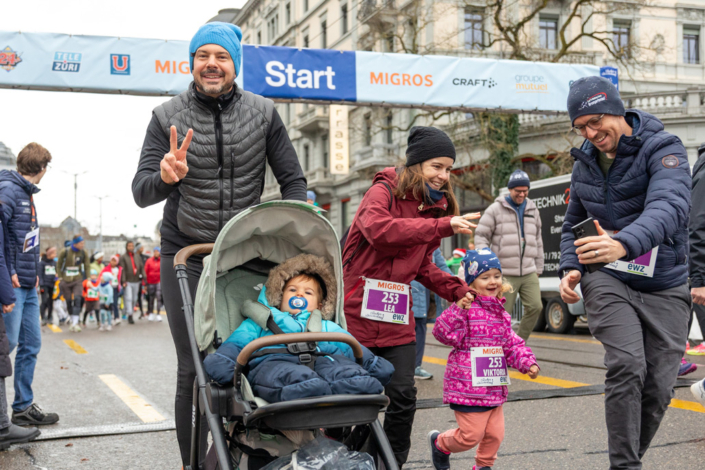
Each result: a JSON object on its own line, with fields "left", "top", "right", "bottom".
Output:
{"left": 515, "top": 74, "right": 548, "bottom": 94}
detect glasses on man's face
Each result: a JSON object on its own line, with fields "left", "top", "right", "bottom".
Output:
{"left": 511, "top": 189, "right": 529, "bottom": 195}
{"left": 571, "top": 114, "right": 605, "bottom": 136}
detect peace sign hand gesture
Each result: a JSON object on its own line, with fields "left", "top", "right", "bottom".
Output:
{"left": 160, "top": 126, "right": 193, "bottom": 185}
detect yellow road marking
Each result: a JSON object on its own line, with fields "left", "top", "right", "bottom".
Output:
{"left": 529, "top": 334, "right": 602, "bottom": 345}
{"left": 99, "top": 374, "right": 165, "bottom": 423}
{"left": 422, "top": 355, "right": 704, "bottom": 413}
{"left": 63, "top": 339, "right": 87, "bottom": 354}
{"left": 47, "top": 324, "right": 62, "bottom": 333}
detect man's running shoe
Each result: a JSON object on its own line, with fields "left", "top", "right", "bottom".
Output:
{"left": 12, "top": 404, "right": 59, "bottom": 426}
{"left": 114, "top": 317, "right": 121, "bottom": 326}
{"left": 155, "top": 314, "right": 163, "bottom": 322}
{"left": 414, "top": 366, "right": 433, "bottom": 380}
{"left": 0, "top": 424, "right": 40, "bottom": 450}
{"left": 148, "top": 313, "right": 155, "bottom": 321}
{"left": 678, "top": 358, "right": 697, "bottom": 377}
{"left": 690, "top": 379, "right": 705, "bottom": 405}
{"left": 128, "top": 315, "right": 135, "bottom": 324}
{"left": 687, "top": 343, "right": 705, "bottom": 356}
{"left": 427, "top": 430, "right": 450, "bottom": 470}
{"left": 106, "top": 324, "right": 112, "bottom": 331}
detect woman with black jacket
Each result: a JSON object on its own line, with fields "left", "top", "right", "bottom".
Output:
{"left": 38, "top": 247, "right": 57, "bottom": 326}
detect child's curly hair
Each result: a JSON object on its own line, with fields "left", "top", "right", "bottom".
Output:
{"left": 498, "top": 278, "right": 514, "bottom": 299}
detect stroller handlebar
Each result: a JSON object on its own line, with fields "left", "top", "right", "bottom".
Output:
{"left": 236, "top": 332, "right": 364, "bottom": 366}
{"left": 174, "top": 243, "right": 215, "bottom": 267}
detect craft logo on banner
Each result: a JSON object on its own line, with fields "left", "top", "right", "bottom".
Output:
{"left": 52, "top": 52, "right": 82, "bottom": 73}
{"left": 110, "top": 54, "right": 130, "bottom": 75}
{"left": 0, "top": 46, "right": 22, "bottom": 72}
{"left": 451, "top": 77, "right": 497, "bottom": 88}
{"left": 243, "top": 45, "right": 357, "bottom": 101}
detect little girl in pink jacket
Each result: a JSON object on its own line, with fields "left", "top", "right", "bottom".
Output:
{"left": 428, "top": 249, "right": 540, "bottom": 470}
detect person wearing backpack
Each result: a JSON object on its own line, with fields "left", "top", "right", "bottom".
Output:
{"left": 342, "top": 126, "right": 479, "bottom": 467}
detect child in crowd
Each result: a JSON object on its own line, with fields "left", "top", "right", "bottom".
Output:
{"left": 98, "top": 272, "right": 114, "bottom": 331}
{"left": 100, "top": 255, "right": 123, "bottom": 326}
{"left": 204, "top": 254, "right": 394, "bottom": 404}
{"left": 80, "top": 270, "right": 100, "bottom": 328}
{"left": 428, "top": 249, "right": 540, "bottom": 470}
{"left": 52, "top": 278, "right": 68, "bottom": 325}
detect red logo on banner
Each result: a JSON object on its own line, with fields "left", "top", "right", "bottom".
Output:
{"left": 0, "top": 46, "right": 22, "bottom": 72}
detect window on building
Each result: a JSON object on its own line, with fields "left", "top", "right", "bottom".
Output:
{"left": 341, "top": 4, "right": 349, "bottom": 35}
{"left": 364, "top": 113, "right": 372, "bottom": 146}
{"left": 304, "top": 144, "right": 310, "bottom": 171}
{"left": 386, "top": 112, "right": 393, "bottom": 144}
{"left": 341, "top": 198, "right": 351, "bottom": 231}
{"left": 286, "top": 3, "right": 291, "bottom": 24}
{"left": 321, "top": 20, "right": 327, "bottom": 48}
{"left": 304, "top": 0, "right": 309, "bottom": 12}
{"left": 539, "top": 16, "right": 558, "bottom": 50}
{"left": 267, "top": 14, "right": 279, "bottom": 42}
{"left": 464, "top": 10, "right": 483, "bottom": 50}
{"left": 304, "top": 34, "right": 310, "bottom": 48}
{"left": 257, "top": 31, "right": 262, "bottom": 44}
{"left": 322, "top": 134, "right": 329, "bottom": 169}
{"left": 684, "top": 26, "right": 700, "bottom": 64}
{"left": 612, "top": 20, "right": 631, "bottom": 57}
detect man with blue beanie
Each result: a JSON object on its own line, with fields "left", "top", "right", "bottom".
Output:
{"left": 474, "top": 168, "right": 544, "bottom": 341}
{"left": 132, "top": 21, "right": 306, "bottom": 464}
{"left": 559, "top": 75, "right": 691, "bottom": 469}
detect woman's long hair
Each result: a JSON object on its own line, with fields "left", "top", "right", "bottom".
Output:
{"left": 394, "top": 163, "right": 459, "bottom": 217}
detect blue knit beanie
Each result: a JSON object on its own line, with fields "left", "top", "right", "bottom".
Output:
{"left": 189, "top": 22, "right": 243, "bottom": 77}
{"left": 463, "top": 248, "right": 502, "bottom": 286}
{"left": 567, "top": 75, "right": 625, "bottom": 126}
{"left": 507, "top": 169, "right": 530, "bottom": 189}
{"left": 306, "top": 190, "right": 316, "bottom": 202}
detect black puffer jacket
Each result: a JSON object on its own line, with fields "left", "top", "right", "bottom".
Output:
{"left": 689, "top": 143, "right": 705, "bottom": 288}
{"left": 39, "top": 254, "right": 57, "bottom": 288}
{"left": 132, "top": 83, "right": 307, "bottom": 255}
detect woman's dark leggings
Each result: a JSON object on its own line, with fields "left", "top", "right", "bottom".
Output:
{"left": 160, "top": 253, "right": 208, "bottom": 466}
{"left": 40, "top": 287, "right": 53, "bottom": 322}
{"left": 112, "top": 287, "right": 121, "bottom": 319}
{"left": 367, "top": 342, "right": 417, "bottom": 467}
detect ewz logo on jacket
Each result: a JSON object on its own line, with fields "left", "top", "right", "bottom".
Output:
{"left": 110, "top": 54, "right": 130, "bottom": 75}
{"left": 243, "top": 45, "right": 357, "bottom": 101}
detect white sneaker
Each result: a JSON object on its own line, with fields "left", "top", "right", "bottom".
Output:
{"left": 99, "top": 324, "right": 105, "bottom": 331}
{"left": 106, "top": 324, "right": 112, "bottom": 331}
{"left": 74, "top": 324, "right": 82, "bottom": 333}
{"left": 148, "top": 313, "right": 155, "bottom": 322}
{"left": 691, "top": 379, "right": 705, "bottom": 405}
{"left": 155, "top": 314, "right": 163, "bottom": 322}
{"left": 114, "top": 318, "right": 121, "bottom": 326}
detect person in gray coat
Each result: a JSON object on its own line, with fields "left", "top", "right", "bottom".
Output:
{"left": 474, "top": 169, "right": 544, "bottom": 340}
{"left": 411, "top": 248, "right": 453, "bottom": 380}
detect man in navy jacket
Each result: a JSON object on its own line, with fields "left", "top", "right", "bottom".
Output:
{"left": 0, "top": 143, "right": 59, "bottom": 426}
{"left": 558, "top": 77, "right": 691, "bottom": 470}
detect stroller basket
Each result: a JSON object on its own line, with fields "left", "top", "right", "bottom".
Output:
{"left": 173, "top": 201, "right": 399, "bottom": 470}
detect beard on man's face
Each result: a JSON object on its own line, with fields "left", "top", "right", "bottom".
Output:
{"left": 195, "top": 67, "right": 233, "bottom": 95}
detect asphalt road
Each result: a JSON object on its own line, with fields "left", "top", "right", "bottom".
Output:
{"left": 1, "top": 316, "right": 704, "bottom": 469}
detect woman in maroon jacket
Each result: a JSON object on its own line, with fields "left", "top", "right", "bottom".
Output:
{"left": 342, "top": 126, "right": 478, "bottom": 467}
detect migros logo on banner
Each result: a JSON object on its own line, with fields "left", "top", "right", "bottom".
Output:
{"left": 155, "top": 60, "right": 191, "bottom": 74}
{"left": 369, "top": 72, "right": 433, "bottom": 87}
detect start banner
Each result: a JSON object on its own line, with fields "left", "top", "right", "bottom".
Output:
{"left": 0, "top": 31, "right": 602, "bottom": 112}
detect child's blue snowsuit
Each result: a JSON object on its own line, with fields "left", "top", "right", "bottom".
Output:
{"left": 204, "top": 287, "right": 394, "bottom": 403}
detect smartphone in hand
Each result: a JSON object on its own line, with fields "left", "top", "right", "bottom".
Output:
{"left": 571, "top": 217, "right": 607, "bottom": 273}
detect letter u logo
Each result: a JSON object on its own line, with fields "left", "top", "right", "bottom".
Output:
{"left": 112, "top": 55, "right": 128, "bottom": 71}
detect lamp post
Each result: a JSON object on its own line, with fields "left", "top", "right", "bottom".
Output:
{"left": 58, "top": 170, "right": 89, "bottom": 220}
{"left": 95, "top": 195, "right": 110, "bottom": 252}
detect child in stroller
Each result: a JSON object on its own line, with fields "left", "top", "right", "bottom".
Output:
{"left": 204, "top": 254, "right": 394, "bottom": 404}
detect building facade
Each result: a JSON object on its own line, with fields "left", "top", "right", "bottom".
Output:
{"left": 220, "top": 0, "right": 705, "bottom": 252}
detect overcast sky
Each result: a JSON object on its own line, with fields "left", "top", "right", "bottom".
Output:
{"left": 0, "top": 0, "right": 244, "bottom": 239}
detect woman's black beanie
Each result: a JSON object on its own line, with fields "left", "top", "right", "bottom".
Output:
{"left": 405, "top": 126, "right": 456, "bottom": 167}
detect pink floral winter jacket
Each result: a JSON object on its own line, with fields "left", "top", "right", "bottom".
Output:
{"left": 432, "top": 296, "right": 538, "bottom": 407}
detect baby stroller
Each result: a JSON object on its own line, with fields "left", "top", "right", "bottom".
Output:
{"left": 174, "top": 201, "right": 399, "bottom": 470}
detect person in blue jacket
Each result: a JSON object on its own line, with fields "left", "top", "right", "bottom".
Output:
{"left": 411, "top": 248, "right": 452, "bottom": 380}
{"left": 0, "top": 198, "right": 40, "bottom": 449}
{"left": 0, "top": 143, "right": 59, "bottom": 426}
{"left": 558, "top": 76, "right": 691, "bottom": 470}
{"left": 204, "top": 254, "right": 394, "bottom": 403}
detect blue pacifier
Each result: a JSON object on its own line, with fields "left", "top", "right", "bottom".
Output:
{"left": 289, "top": 297, "right": 308, "bottom": 310}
